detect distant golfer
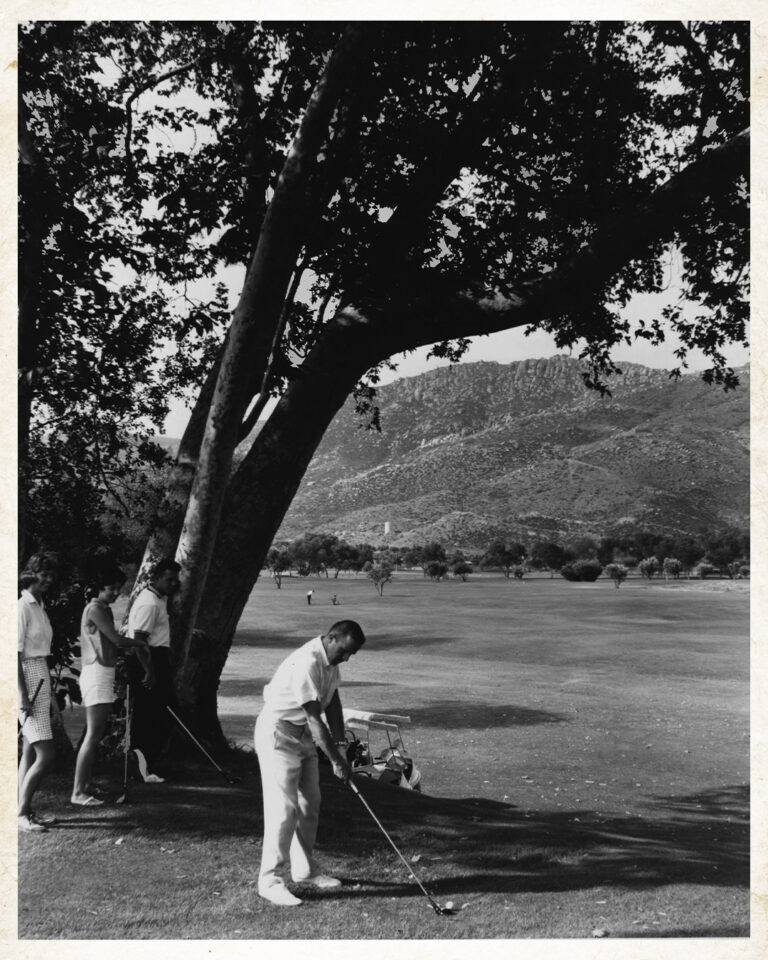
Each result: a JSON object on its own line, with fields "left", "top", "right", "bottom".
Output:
{"left": 254, "top": 620, "right": 366, "bottom": 906}
{"left": 126, "top": 557, "right": 181, "bottom": 783}
{"left": 306, "top": 589, "right": 314, "bottom": 605}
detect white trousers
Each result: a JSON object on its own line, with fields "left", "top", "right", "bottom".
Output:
{"left": 254, "top": 714, "right": 321, "bottom": 889}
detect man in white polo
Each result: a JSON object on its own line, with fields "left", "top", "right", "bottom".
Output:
{"left": 254, "top": 620, "right": 366, "bottom": 906}
{"left": 127, "top": 557, "right": 181, "bottom": 783}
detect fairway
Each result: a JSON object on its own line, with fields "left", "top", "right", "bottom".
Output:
{"left": 220, "top": 573, "right": 749, "bottom": 806}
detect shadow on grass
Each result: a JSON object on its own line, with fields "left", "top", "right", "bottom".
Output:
{"left": 380, "top": 701, "right": 569, "bottom": 728}
{"left": 218, "top": 677, "right": 271, "bottom": 697}
{"left": 28, "top": 756, "right": 748, "bottom": 905}
{"left": 319, "top": 779, "right": 749, "bottom": 899}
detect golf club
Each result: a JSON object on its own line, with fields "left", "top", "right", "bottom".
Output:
{"left": 166, "top": 705, "right": 241, "bottom": 784}
{"left": 115, "top": 685, "right": 132, "bottom": 804}
{"left": 349, "top": 779, "right": 454, "bottom": 916}
{"left": 18, "top": 677, "right": 46, "bottom": 731}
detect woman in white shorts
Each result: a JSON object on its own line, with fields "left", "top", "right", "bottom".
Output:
{"left": 18, "top": 553, "right": 58, "bottom": 832}
{"left": 71, "top": 565, "right": 150, "bottom": 806}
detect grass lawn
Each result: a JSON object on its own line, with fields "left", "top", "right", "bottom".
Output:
{"left": 18, "top": 573, "right": 750, "bottom": 941}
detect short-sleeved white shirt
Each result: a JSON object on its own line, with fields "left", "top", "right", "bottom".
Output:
{"left": 18, "top": 590, "right": 53, "bottom": 658}
{"left": 261, "top": 636, "right": 339, "bottom": 724}
{"left": 127, "top": 587, "right": 170, "bottom": 648}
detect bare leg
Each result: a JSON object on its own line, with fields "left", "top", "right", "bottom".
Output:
{"left": 72, "top": 703, "right": 112, "bottom": 801}
{"left": 18, "top": 736, "right": 35, "bottom": 806}
{"left": 18, "top": 739, "right": 54, "bottom": 817}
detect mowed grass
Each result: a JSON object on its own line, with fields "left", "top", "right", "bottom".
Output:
{"left": 19, "top": 573, "right": 749, "bottom": 940}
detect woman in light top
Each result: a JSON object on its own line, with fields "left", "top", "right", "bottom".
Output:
{"left": 18, "top": 553, "right": 58, "bottom": 832}
{"left": 71, "top": 565, "right": 151, "bottom": 805}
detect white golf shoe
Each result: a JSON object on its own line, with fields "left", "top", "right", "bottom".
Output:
{"left": 258, "top": 883, "right": 303, "bottom": 907}
{"left": 292, "top": 874, "right": 342, "bottom": 890}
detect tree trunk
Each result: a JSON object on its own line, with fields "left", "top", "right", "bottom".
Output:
{"left": 172, "top": 23, "right": 368, "bottom": 671}
{"left": 171, "top": 310, "right": 381, "bottom": 737}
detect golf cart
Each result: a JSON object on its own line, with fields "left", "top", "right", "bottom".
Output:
{"left": 342, "top": 708, "right": 422, "bottom": 791}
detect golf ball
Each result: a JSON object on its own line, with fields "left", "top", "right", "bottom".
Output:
{"left": 445, "top": 901, "right": 454, "bottom": 910}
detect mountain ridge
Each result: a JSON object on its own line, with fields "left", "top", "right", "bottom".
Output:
{"left": 276, "top": 355, "right": 748, "bottom": 547}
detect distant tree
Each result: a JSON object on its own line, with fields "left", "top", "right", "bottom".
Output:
{"left": 529, "top": 540, "right": 566, "bottom": 576}
{"left": 597, "top": 537, "right": 619, "bottom": 566}
{"left": 420, "top": 541, "right": 447, "bottom": 576}
{"left": 695, "top": 562, "right": 717, "bottom": 579}
{"left": 662, "top": 557, "right": 683, "bottom": 580}
{"left": 568, "top": 536, "right": 598, "bottom": 559}
{"left": 290, "top": 533, "right": 340, "bottom": 576}
{"left": 481, "top": 540, "right": 526, "bottom": 578}
{"left": 451, "top": 560, "right": 472, "bottom": 581}
{"left": 265, "top": 547, "right": 292, "bottom": 588}
{"left": 363, "top": 560, "right": 393, "bottom": 596}
{"left": 560, "top": 559, "right": 603, "bottom": 582}
{"left": 638, "top": 556, "right": 660, "bottom": 579}
{"left": 604, "top": 562, "right": 628, "bottom": 588}
{"left": 354, "top": 543, "right": 375, "bottom": 570}
{"left": 329, "top": 539, "right": 357, "bottom": 577}
{"left": 669, "top": 536, "right": 705, "bottom": 575}
{"left": 510, "top": 565, "right": 525, "bottom": 580}
{"left": 401, "top": 546, "right": 422, "bottom": 569}
{"left": 424, "top": 560, "right": 449, "bottom": 581}
{"left": 705, "top": 531, "right": 746, "bottom": 574}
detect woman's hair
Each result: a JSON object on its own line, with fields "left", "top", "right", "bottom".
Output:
{"left": 19, "top": 552, "right": 59, "bottom": 590}
{"left": 85, "top": 564, "right": 127, "bottom": 600}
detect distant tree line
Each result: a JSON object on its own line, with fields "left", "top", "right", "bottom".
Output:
{"left": 264, "top": 527, "right": 749, "bottom": 588}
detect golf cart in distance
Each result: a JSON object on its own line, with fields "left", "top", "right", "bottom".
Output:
{"left": 342, "top": 708, "right": 422, "bottom": 791}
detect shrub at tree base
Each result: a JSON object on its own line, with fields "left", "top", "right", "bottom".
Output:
{"left": 560, "top": 559, "right": 604, "bottom": 582}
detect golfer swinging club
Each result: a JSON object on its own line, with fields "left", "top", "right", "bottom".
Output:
{"left": 254, "top": 620, "right": 365, "bottom": 906}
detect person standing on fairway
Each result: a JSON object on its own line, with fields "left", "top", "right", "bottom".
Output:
{"left": 254, "top": 620, "right": 365, "bottom": 906}
{"left": 126, "top": 557, "right": 181, "bottom": 783}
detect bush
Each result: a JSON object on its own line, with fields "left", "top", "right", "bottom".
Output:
{"left": 560, "top": 559, "right": 603, "bottom": 582}
{"left": 694, "top": 562, "right": 717, "bottom": 579}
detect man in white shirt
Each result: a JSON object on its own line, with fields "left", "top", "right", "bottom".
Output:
{"left": 254, "top": 620, "right": 366, "bottom": 906}
{"left": 127, "top": 557, "right": 181, "bottom": 782}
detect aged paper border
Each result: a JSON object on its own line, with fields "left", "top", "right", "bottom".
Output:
{"left": 1, "top": 3, "right": 765, "bottom": 959}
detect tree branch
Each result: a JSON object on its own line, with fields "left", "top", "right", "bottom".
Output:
{"left": 124, "top": 51, "right": 215, "bottom": 181}
{"left": 347, "top": 127, "right": 749, "bottom": 355}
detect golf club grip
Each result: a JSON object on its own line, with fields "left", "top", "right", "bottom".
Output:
{"left": 30, "top": 677, "right": 45, "bottom": 705}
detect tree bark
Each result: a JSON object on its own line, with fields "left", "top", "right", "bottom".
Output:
{"left": 172, "top": 309, "right": 382, "bottom": 734}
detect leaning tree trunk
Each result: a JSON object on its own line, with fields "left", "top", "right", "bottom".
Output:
{"left": 172, "top": 23, "right": 368, "bottom": 674}
{"left": 170, "top": 310, "right": 382, "bottom": 741}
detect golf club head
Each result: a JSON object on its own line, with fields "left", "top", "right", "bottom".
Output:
{"left": 431, "top": 904, "right": 454, "bottom": 917}
{"left": 429, "top": 898, "right": 454, "bottom": 916}
{"left": 115, "top": 793, "right": 127, "bottom": 805}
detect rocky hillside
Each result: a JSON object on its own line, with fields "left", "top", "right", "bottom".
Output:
{"left": 275, "top": 355, "right": 749, "bottom": 548}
